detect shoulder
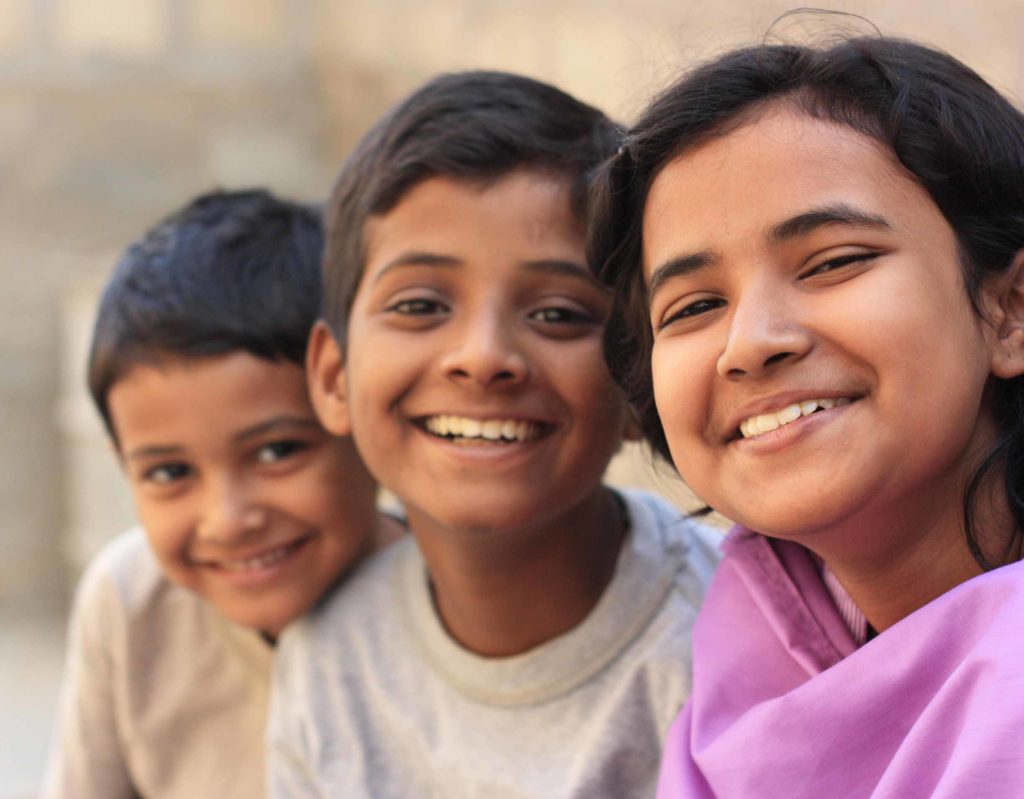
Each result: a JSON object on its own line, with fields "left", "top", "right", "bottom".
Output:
{"left": 618, "top": 488, "right": 723, "bottom": 586}
{"left": 279, "top": 535, "right": 414, "bottom": 659}
{"left": 72, "top": 528, "right": 167, "bottom": 622}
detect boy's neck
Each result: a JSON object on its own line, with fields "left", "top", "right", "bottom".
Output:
{"left": 409, "top": 487, "right": 626, "bottom": 658}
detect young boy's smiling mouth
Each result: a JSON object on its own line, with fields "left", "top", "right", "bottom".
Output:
{"left": 415, "top": 414, "right": 552, "bottom": 445}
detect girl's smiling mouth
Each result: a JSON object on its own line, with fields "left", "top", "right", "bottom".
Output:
{"left": 415, "top": 415, "right": 553, "bottom": 445}
{"left": 738, "top": 396, "right": 855, "bottom": 439}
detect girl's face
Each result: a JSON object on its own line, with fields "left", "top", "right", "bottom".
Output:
{"left": 642, "top": 106, "right": 1004, "bottom": 550}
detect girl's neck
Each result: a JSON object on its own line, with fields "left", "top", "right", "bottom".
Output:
{"left": 408, "top": 487, "right": 626, "bottom": 657}
{"left": 814, "top": 472, "right": 1018, "bottom": 633}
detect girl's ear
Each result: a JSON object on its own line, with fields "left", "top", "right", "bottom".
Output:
{"left": 990, "top": 249, "right": 1024, "bottom": 379}
{"left": 306, "top": 321, "right": 353, "bottom": 436}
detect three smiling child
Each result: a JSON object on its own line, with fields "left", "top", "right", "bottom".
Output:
{"left": 48, "top": 30, "right": 1024, "bottom": 799}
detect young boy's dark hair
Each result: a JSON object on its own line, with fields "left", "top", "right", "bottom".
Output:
{"left": 88, "top": 189, "right": 323, "bottom": 439}
{"left": 321, "top": 70, "right": 622, "bottom": 347}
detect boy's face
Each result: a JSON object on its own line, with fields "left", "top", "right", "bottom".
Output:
{"left": 107, "top": 352, "right": 377, "bottom": 636}
{"left": 310, "top": 169, "right": 629, "bottom": 536}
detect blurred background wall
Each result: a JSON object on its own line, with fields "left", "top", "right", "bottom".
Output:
{"left": 2, "top": 1, "right": 1022, "bottom": 795}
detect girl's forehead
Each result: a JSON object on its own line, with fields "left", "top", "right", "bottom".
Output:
{"left": 641, "top": 107, "right": 938, "bottom": 273}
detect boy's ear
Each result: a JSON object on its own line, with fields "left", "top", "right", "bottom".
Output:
{"left": 306, "top": 321, "right": 352, "bottom": 436}
{"left": 989, "top": 249, "right": 1024, "bottom": 379}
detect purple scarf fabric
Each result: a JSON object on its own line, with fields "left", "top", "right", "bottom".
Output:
{"left": 658, "top": 528, "right": 1024, "bottom": 798}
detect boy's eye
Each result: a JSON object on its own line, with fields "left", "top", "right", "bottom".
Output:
{"left": 386, "top": 297, "right": 448, "bottom": 316}
{"left": 658, "top": 297, "right": 725, "bottom": 331}
{"left": 256, "top": 440, "right": 308, "bottom": 464}
{"left": 143, "top": 462, "right": 192, "bottom": 485}
{"left": 528, "top": 306, "right": 596, "bottom": 325}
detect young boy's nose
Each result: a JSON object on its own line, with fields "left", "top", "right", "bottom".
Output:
{"left": 196, "top": 477, "right": 267, "bottom": 543}
{"left": 716, "top": 284, "right": 813, "bottom": 379}
{"left": 440, "top": 311, "right": 529, "bottom": 389}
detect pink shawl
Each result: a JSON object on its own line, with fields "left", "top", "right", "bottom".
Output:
{"left": 659, "top": 528, "right": 1024, "bottom": 798}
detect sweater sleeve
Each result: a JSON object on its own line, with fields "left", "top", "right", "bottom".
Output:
{"left": 41, "top": 546, "right": 139, "bottom": 799}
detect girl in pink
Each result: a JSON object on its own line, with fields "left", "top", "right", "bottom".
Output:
{"left": 592, "top": 37, "right": 1024, "bottom": 797}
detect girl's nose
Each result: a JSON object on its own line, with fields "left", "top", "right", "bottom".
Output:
{"left": 439, "top": 311, "right": 529, "bottom": 389}
{"left": 196, "top": 478, "right": 267, "bottom": 543}
{"left": 716, "top": 288, "right": 813, "bottom": 379}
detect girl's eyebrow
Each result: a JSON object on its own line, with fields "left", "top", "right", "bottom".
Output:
{"left": 648, "top": 251, "right": 717, "bottom": 299}
{"left": 647, "top": 203, "right": 892, "bottom": 299}
{"left": 767, "top": 204, "right": 891, "bottom": 243}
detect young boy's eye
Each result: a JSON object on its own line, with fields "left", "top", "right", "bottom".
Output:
{"left": 143, "top": 462, "right": 192, "bottom": 485}
{"left": 255, "top": 440, "right": 308, "bottom": 465}
{"left": 386, "top": 298, "right": 448, "bottom": 316}
{"left": 528, "top": 306, "right": 596, "bottom": 325}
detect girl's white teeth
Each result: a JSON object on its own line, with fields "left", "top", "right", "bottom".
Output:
{"left": 424, "top": 415, "right": 539, "bottom": 442}
{"left": 739, "top": 397, "right": 851, "bottom": 439}
{"left": 219, "top": 542, "right": 296, "bottom": 572}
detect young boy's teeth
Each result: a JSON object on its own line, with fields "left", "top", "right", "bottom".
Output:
{"left": 424, "top": 415, "right": 539, "bottom": 442}
{"left": 219, "top": 543, "right": 294, "bottom": 572}
{"left": 739, "top": 398, "right": 852, "bottom": 439}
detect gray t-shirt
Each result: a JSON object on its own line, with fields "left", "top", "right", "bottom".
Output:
{"left": 269, "top": 489, "right": 721, "bottom": 798}
{"left": 42, "top": 529, "right": 272, "bottom": 799}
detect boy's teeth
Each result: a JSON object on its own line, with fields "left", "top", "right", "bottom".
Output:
{"left": 219, "top": 542, "right": 295, "bottom": 572}
{"left": 423, "top": 415, "right": 540, "bottom": 442}
{"left": 739, "top": 398, "right": 852, "bottom": 439}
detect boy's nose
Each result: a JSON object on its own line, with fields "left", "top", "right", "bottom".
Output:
{"left": 196, "top": 478, "right": 267, "bottom": 543}
{"left": 440, "top": 312, "right": 529, "bottom": 389}
{"left": 716, "top": 288, "right": 813, "bottom": 379}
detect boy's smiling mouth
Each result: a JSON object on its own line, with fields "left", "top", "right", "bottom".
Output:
{"left": 192, "top": 533, "right": 313, "bottom": 573}
{"left": 733, "top": 396, "right": 858, "bottom": 440}
{"left": 416, "top": 415, "right": 551, "bottom": 444}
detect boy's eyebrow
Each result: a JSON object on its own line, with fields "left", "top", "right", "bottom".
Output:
{"left": 767, "top": 204, "right": 891, "bottom": 243}
{"left": 124, "top": 444, "right": 184, "bottom": 462}
{"left": 373, "top": 251, "right": 461, "bottom": 283}
{"left": 233, "top": 415, "right": 322, "bottom": 443}
{"left": 522, "top": 259, "right": 599, "bottom": 285}
{"left": 123, "top": 416, "right": 321, "bottom": 461}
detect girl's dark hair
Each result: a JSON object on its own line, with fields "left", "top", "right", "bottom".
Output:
{"left": 590, "top": 37, "right": 1024, "bottom": 566}
{"left": 88, "top": 189, "right": 324, "bottom": 440}
{"left": 322, "top": 70, "right": 622, "bottom": 348}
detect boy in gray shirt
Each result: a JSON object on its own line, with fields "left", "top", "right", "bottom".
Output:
{"left": 269, "top": 72, "right": 720, "bottom": 798}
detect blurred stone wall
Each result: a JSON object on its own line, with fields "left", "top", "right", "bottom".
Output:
{"left": 3, "top": 0, "right": 1023, "bottom": 609}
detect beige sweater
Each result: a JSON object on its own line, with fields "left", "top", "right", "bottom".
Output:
{"left": 42, "top": 529, "right": 272, "bottom": 799}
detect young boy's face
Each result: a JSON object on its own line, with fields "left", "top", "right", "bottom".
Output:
{"left": 310, "top": 169, "right": 629, "bottom": 535}
{"left": 107, "top": 352, "right": 377, "bottom": 636}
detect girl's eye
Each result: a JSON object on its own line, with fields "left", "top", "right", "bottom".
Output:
{"left": 256, "top": 440, "right": 308, "bottom": 465}
{"left": 805, "top": 251, "right": 881, "bottom": 277}
{"left": 658, "top": 297, "right": 725, "bottom": 331}
{"left": 143, "top": 462, "right": 192, "bottom": 485}
{"left": 386, "top": 297, "right": 448, "bottom": 315}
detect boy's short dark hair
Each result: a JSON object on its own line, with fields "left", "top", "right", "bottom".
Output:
{"left": 88, "top": 188, "right": 324, "bottom": 439}
{"left": 322, "top": 70, "right": 622, "bottom": 347}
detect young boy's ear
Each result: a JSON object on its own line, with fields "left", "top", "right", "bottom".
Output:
{"left": 306, "top": 321, "right": 353, "bottom": 436}
{"left": 989, "top": 249, "right": 1024, "bottom": 379}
